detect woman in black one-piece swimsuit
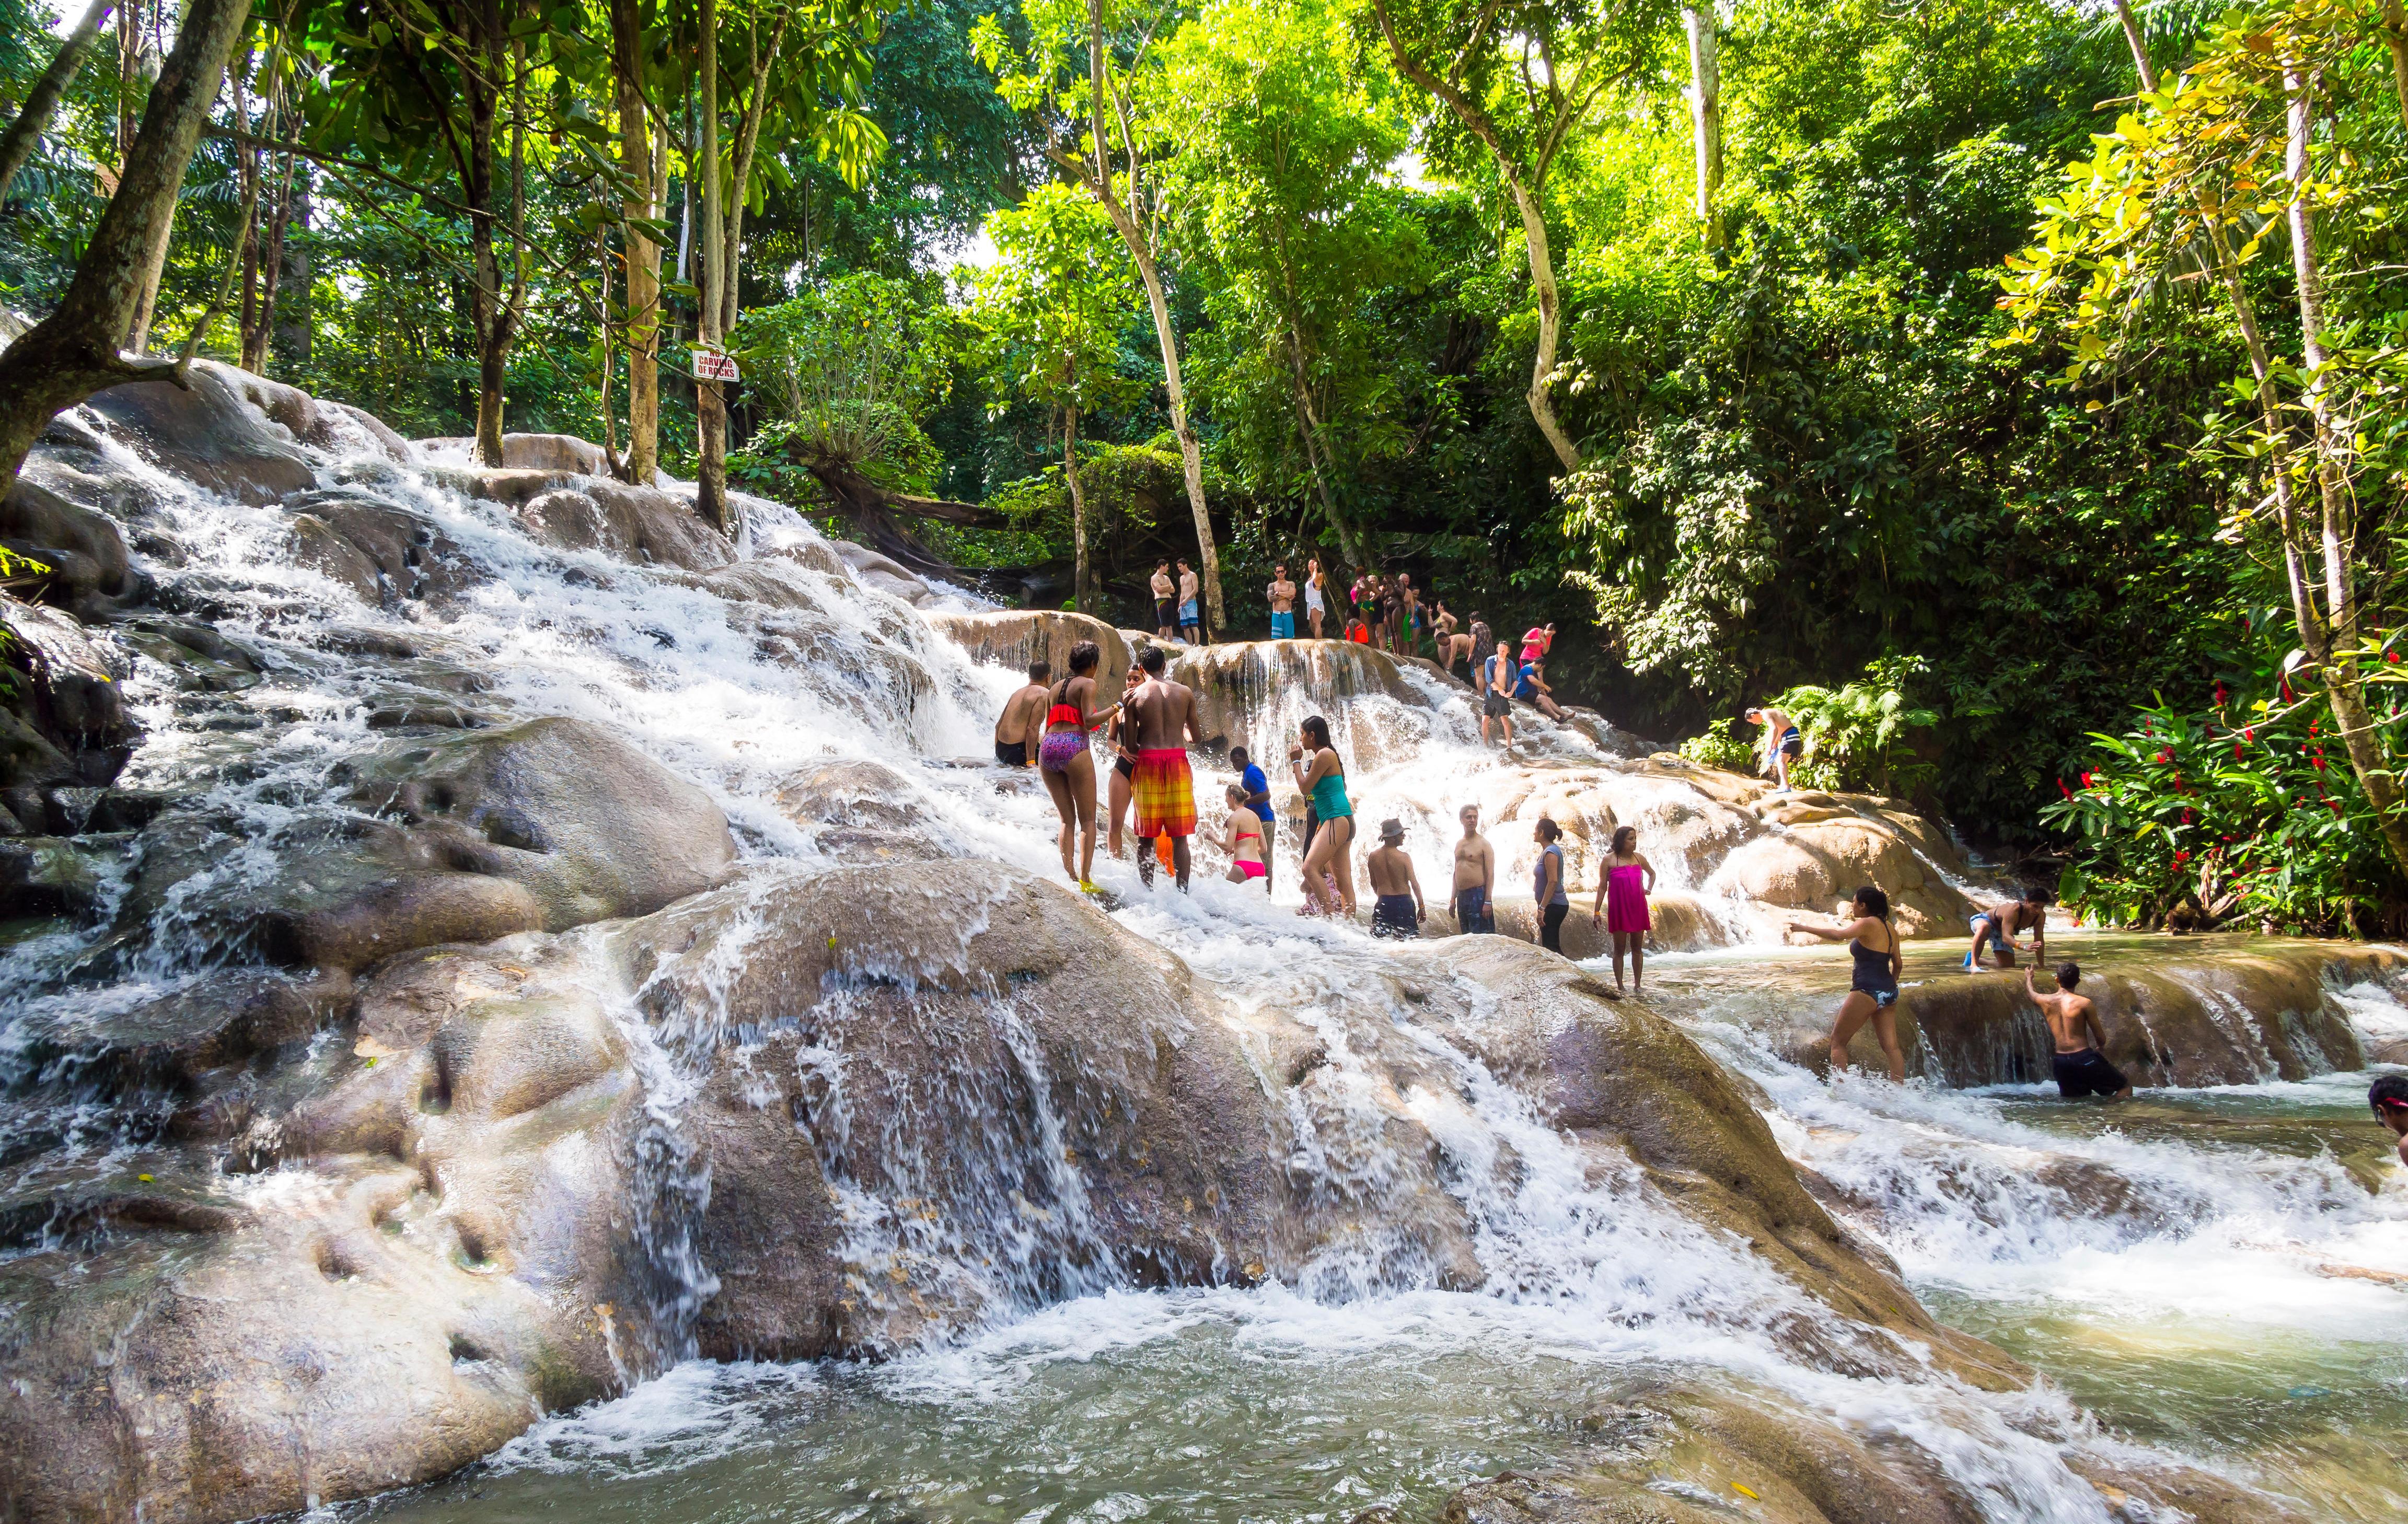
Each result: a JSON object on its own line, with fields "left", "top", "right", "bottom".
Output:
{"left": 1789, "top": 886, "right": 1906, "bottom": 1083}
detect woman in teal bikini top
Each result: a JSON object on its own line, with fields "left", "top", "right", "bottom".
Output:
{"left": 1290, "top": 714, "right": 1357, "bottom": 915}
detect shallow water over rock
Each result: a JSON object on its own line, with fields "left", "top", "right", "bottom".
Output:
{"left": 0, "top": 371, "right": 2396, "bottom": 1523}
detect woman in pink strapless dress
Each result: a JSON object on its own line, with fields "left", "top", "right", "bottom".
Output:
{"left": 1588, "top": 824, "right": 1657, "bottom": 997}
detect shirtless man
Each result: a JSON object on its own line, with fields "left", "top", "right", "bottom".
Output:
{"left": 1151, "top": 562, "right": 1176, "bottom": 641}
{"left": 1125, "top": 644, "right": 1200, "bottom": 890}
{"left": 1267, "top": 565, "right": 1298, "bottom": 641}
{"left": 1396, "top": 574, "right": 1421, "bottom": 656}
{"left": 1365, "top": 818, "right": 1425, "bottom": 937}
{"left": 1481, "top": 646, "right": 1516, "bottom": 748}
{"left": 1969, "top": 887, "right": 2051, "bottom": 970}
{"left": 2028, "top": 962, "right": 2131, "bottom": 1099}
{"left": 1745, "top": 705, "right": 1802, "bottom": 793}
{"left": 1177, "top": 560, "right": 1203, "bottom": 644}
{"left": 1451, "top": 804, "right": 1496, "bottom": 933}
{"left": 993, "top": 659, "right": 1049, "bottom": 766}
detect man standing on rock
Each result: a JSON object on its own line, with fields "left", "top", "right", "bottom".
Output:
{"left": 1152, "top": 562, "right": 1177, "bottom": 641}
{"left": 1126, "top": 644, "right": 1200, "bottom": 890}
{"left": 1481, "top": 644, "right": 1517, "bottom": 748}
{"left": 1268, "top": 564, "right": 1297, "bottom": 641}
{"left": 2029, "top": 961, "right": 2131, "bottom": 1099}
{"left": 1177, "top": 560, "right": 1203, "bottom": 644}
{"left": 993, "top": 658, "right": 1049, "bottom": 766}
{"left": 1451, "top": 804, "right": 1496, "bottom": 933}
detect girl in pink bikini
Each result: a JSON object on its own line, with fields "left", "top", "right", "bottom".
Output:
{"left": 1222, "top": 783, "right": 1268, "bottom": 888}
{"left": 1589, "top": 824, "right": 1657, "bottom": 997}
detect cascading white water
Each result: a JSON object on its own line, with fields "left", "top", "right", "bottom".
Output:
{"left": 6, "top": 390, "right": 2402, "bottom": 1522}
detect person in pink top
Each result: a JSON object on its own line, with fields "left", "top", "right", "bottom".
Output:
{"left": 1588, "top": 824, "right": 1656, "bottom": 997}
{"left": 1520, "top": 623, "right": 1555, "bottom": 663}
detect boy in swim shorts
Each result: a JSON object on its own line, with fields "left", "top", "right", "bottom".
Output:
{"left": 1365, "top": 818, "right": 1423, "bottom": 937}
{"left": 2029, "top": 961, "right": 2132, "bottom": 1099}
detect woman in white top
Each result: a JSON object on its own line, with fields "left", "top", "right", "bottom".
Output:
{"left": 1303, "top": 558, "right": 1327, "bottom": 639}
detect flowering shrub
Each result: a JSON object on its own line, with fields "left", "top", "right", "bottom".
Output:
{"left": 2043, "top": 655, "right": 2408, "bottom": 934}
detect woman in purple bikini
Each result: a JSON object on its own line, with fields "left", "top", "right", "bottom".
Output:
{"left": 1035, "top": 641, "right": 1117, "bottom": 890}
{"left": 1588, "top": 825, "right": 1656, "bottom": 996}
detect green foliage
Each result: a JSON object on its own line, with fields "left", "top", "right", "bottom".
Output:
{"left": 1768, "top": 655, "right": 1940, "bottom": 798}
{"left": 735, "top": 272, "right": 957, "bottom": 493}
{"left": 961, "top": 183, "right": 1136, "bottom": 420}
{"left": 2044, "top": 666, "right": 2408, "bottom": 935}
{"left": 1676, "top": 725, "right": 1754, "bottom": 773}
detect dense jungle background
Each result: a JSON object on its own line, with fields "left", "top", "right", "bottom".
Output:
{"left": 4, "top": 0, "right": 2406, "bottom": 931}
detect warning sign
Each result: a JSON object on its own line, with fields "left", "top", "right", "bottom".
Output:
{"left": 692, "top": 347, "right": 740, "bottom": 382}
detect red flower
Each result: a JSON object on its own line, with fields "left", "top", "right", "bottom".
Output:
{"left": 2173, "top": 850, "right": 2192, "bottom": 866}
{"left": 2081, "top": 771, "right": 2094, "bottom": 788}
{"left": 2058, "top": 778, "right": 2075, "bottom": 800}
{"left": 2310, "top": 721, "right": 2320, "bottom": 736}
{"left": 2233, "top": 744, "right": 2245, "bottom": 760}
{"left": 2182, "top": 809, "right": 2194, "bottom": 824}
{"left": 2313, "top": 757, "right": 2327, "bottom": 770}
{"left": 2243, "top": 726, "right": 2254, "bottom": 741}
{"left": 2157, "top": 749, "right": 2174, "bottom": 764}
{"left": 2389, "top": 650, "right": 2401, "bottom": 664}
{"left": 2214, "top": 683, "right": 2228, "bottom": 705}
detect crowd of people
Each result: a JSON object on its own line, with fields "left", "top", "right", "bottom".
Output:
{"left": 987, "top": 626, "right": 2176, "bottom": 1109}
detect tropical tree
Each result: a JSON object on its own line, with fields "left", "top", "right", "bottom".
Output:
{"left": 964, "top": 181, "right": 1136, "bottom": 612}
{"left": 974, "top": 0, "right": 1230, "bottom": 632}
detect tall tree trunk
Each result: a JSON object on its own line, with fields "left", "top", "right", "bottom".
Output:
{"left": 716, "top": 11, "right": 786, "bottom": 338}
{"left": 0, "top": 0, "right": 250, "bottom": 489}
{"left": 243, "top": 148, "right": 290, "bottom": 373}
{"left": 273, "top": 165, "right": 309, "bottom": 361}
{"left": 611, "top": 0, "right": 658, "bottom": 482}
{"left": 1082, "top": 0, "right": 1220, "bottom": 630}
{"left": 1064, "top": 402, "right": 1090, "bottom": 613}
{"left": 0, "top": 0, "right": 115, "bottom": 204}
{"left": 2383, "top": 3, "right": 2408, "bottom": 150}
{"left": 1682, "top": 5, "right": 1721, "bottom": 250}
{"left": 2113, "top": 0, "right": 2158, "bottom": 92}
{"left": 2282, "top": 64, "right": 2408, "bottom": 875}
{"left": 694, "top": 0, "right": 734, "bottom": 536}
{"left": 1371, "top": 0, "right": 1580, "bottom": 473}
{"left": 118, "top": 0, "right": 174, "bottom": 355}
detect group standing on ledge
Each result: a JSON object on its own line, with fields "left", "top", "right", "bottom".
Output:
{"left": 989, "top": 631, "right": 2125, "bottom": 1104}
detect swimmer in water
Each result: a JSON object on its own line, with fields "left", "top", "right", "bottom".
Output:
{"left": 993, "top": 658, "right": 1049, "bottom": 766}
{"left": 2029, "top": 961, "right": 2131, "bottom": 1098}
{"left": 2371, "top": 1074, "right": 2408, "bottom": 1167}
{"left": 1366, "top": 818, "right": 1424, "bottom": 937}
{"left": 1788, "top": 886, "right": 1905, "bottom": 1083}
{"left": 1106, "top": 660, "right": 1145, "bottom": 858}
{"left": 1290, "top": 715, "right": 1356, "bottom": 915}
{"left": 1967, "top": 887, "right": 2051, "bottom": 970}
{"left": 1451, "top": 804, "right": 1496, "bottom": 934}
{"left": 1223, "top": 782, "right": 1268, "bottom": 886}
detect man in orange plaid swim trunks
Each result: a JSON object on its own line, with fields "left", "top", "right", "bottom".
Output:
{"left": 1125, "top": 644, "right": 1200, "bottom": 891}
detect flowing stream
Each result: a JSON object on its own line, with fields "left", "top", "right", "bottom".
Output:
{"left": 2, "top": 393, "right": 2403, "bottom": 1523}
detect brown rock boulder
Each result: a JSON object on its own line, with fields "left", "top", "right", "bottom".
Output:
{"left": 931, "top": 609, "right": 1134, "bottom": 697}
{"left": 78, "top": 361, "right": 318, "bottom": 505}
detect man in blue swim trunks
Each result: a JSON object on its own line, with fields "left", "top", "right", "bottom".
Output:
{"left": 1177, "top": 559, "right": 1203, "bottom": 644}
{"left": 1745, "top": 705, "right": 1803, "bottom": 793}
{"left": 1267, "top": 565, "right": 1296, "bottom": 640}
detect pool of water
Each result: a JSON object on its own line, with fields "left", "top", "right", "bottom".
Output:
{"left": 327, "top": 928, "right": 2408, "bottom": 1524}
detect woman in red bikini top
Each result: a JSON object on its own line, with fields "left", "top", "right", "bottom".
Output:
{"left": 1222, "top": 781, "right": 1267, "bottom": 887}
{"left": 1034, "top": 640, "right": 1116, "bottom": 890}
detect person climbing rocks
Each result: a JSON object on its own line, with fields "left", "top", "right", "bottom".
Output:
{"left": 2031, "top": 961, "right": 2131, "bottom": 1099}
{"left": 1232, "top": 743, "right": 1275, "bottom": 892}
{"left": 1105, "top": 661, "right": 1144, "bottom": 859}
{"left": 1366, "top": 818, "right": 1424, "bottom": 937}
{"left": 1513, "top": 650, "right": 1565, "bottom": 720}
{"left": 1468, "top": 613, "right": 1494, "bottom": 690}
{"left": 1451, "top": 804, "right": 1496, "bottom": 934}
{"left": 1035, "top": 641, "right": 1117, "bottom": 891}
{"left": 1126, "top": 644, "right": 1199, "bottom": 890}
{"left": 1788, "top": 886, "right": 1906, "bottom": 1083}
{"left": 1967, "top": 887, "right": 2051, "bottom": 970}
{"left": 1432, "top": 602, "right": 1466, "bottom": 674}
{"left": 1746, "top": 705, "right": 1802, "bottom": 793}
{"left": 1151, "top": 562, "right": 1176, "bottom": 641}
{"left": 1589, "top": 824, "right": 1654, "bottom": 998}
{"left": 1223, "top": 782, "right": 1268, "bottom": 887}
{"left": 1267, "top": 565, "right": 1297, "bottom": 641}
{"left": 1303, "top": 558, "right": 1328, "bottom": 639}
{"left": 1481, "top": 644, "right": 1518, "bottom": 748}
{"left": 1532, "top": 817, "right": 1571, "bottom": 953}
{"left": 2371, "top": 1074, "right": 2408, "bottom": 1166}
{"left": 1177, "top": 560, "right": 1203, "bottom": 644}
{"left": 1290, "top": 714, "right": 1356, "bottom": 915}
{"left": 993, "top": 658, "right": 1049, "bottom": 767}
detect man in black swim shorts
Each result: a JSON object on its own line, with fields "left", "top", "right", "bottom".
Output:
{"left": 2028, "top": 961, "right": 2132, "bottom": 1099}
